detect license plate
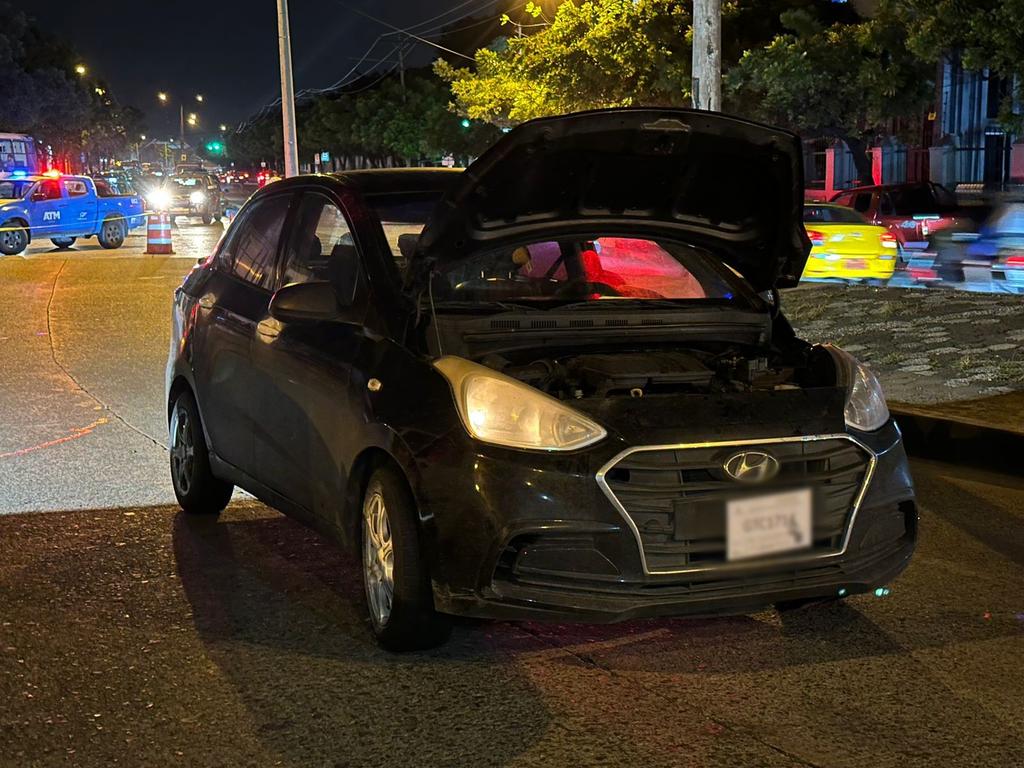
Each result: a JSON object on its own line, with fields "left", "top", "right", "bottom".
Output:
{"left": 727, "top": 488, "right": 813, "bottom": 561}
{"left": 845, "top": 259, "right": 867, "bottom": 270}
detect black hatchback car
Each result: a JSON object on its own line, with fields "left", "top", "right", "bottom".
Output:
{"left": 166, "top": 109, "right": 916, "bottom": 650}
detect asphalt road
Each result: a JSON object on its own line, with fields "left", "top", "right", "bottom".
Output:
{"left": 1, "top": 250, "right": 1023, "bottom": 767}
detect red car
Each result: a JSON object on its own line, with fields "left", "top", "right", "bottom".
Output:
{"left": 830, "top": 182, "right": 961, "bottom": 247}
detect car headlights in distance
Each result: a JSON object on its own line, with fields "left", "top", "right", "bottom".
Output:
{"left": 825, "top": 345, "right": 890, "bottom": 432}
{"left": 189, "top": 190, "right": 206, "bottom": 205}
{"left": 434, "top": 356, "right": 607, "bottom": 451}
{"left": 148, "top": 189, "right": 171, "bottom": 210}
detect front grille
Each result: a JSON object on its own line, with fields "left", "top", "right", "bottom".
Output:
{"left": 599, "top": 437, "right": 873, "bottom": 574}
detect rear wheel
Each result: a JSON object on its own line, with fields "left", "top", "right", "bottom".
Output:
{"left": 0, "top": 220, "right": 28, "bottom": 255}
{"left": 361, "top": 466, "right": 451, "bottom": 651}
{"left": 169, "top": 390, "right": 233, "bottom": 514}
{"left": 97, "top": 217, "right": 125, "bottom": 249}
{"left": 201, "top": 211, "right": 213, "bottom": 225}
{"left": 51, "top": 236, "right": 76, "bottom": 249}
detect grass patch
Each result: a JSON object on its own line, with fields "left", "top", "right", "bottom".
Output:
{"left": 956, "top": 354, "right": 977, "bottom": 372}
{"left": 877, "top": 351, "right": 906, "bottom": 365}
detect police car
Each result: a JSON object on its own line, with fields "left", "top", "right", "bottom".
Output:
{"left": 0, "top": 171, "right": 145, "bottom": 255}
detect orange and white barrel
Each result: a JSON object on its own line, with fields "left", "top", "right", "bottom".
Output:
{"left": 145, "top": 213, "right": 173, "bottom": 255}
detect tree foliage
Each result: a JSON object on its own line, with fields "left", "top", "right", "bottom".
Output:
{"left": 435, "top": 0, "right": 692, "bottom": 125}
{"left": 727, "top": 6, "right": 933, "bottom": 181}
{"left": 0, "top": 2, "right": 145, "bottom": 168}
{"left": 227, "top": 73, "right": 500, "bottom": 169}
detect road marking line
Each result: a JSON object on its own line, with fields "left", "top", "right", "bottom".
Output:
{"left": 0, "top": 416, "right": 109, "bottom": 460}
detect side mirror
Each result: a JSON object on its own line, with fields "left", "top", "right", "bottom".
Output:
{"left": 269, "top": 280, "right": 357, "bottom": 325}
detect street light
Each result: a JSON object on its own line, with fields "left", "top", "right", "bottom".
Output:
{"left": 74, "top": 64, "right": 87, "bottom": 76}
{"left": 157, "top": 92, "right": 168, "bottom": 103}
{"left": 219, "top": 124, "right": 227, "bottom": 132}
{"left": 157, "top": 92, "right": 207, "bottom": 168}
{"left": 196, "top": 94, "right": 204, "bottom": 103}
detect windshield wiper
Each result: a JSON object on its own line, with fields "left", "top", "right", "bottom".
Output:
{"left": 427, "top": 300, "right": 543, "bottom": 313}
{"left": 553, "top": 298, "right": 710, "bottom": 311}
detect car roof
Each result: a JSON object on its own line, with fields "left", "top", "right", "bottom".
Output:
{"left": 327, "top": 168, "right": 463, "bottom": 195}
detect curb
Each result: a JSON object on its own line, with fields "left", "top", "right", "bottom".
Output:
{"left": 891, "top": 404, "right": 1024, "bottom": 474}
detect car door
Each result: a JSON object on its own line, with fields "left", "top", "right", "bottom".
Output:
{"left": 251, "top": 190, "right": 366, "bottom": 520}
{"left": 189, "top": 191, "right": 295, "bottom": 474}
{"left": 61, "top": 178, "right": 95, "bottom": 236}
{"left": 28, "top": 180, "right": 66, "bottom": 237}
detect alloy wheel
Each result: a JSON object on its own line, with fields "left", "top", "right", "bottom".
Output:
{"left": 170, "top": 406, "right": 196, "bottom": 496}
{"left": 103, "top": 220, "right": 123, "bottom": 244}
{"left": 362, "top": 489, "right": 394, "bottom": 629}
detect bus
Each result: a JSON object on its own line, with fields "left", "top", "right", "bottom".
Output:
{"left": 0, "top": 133, "right": 40, "bottom": 174}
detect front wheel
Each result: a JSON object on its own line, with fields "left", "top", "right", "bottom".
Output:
{"left": 201, "top": 211, "right": 213, "bottom": 225}
{"left": 51, "top": 236, "right": 76, "bottom": 249}
{"left": 0, "top": 221, "right": 28, "bottom": 255}
{"left": 169, "top": 390, "right": 233, "bottom": 514}
{"left": 97, "top": 217, "right": 126, "bottom": 249}
{"left": 361, "top": 466, "right": 451, "bottom": 651}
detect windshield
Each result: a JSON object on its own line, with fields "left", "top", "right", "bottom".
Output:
{"left": 434, "top": 236, "right": 750, "bottom": 307}
{"left": 0, "top": 180, "right": 32, "bottom": 198}
{"left": 804, "top": 205, "right": 866, "bottom": 224}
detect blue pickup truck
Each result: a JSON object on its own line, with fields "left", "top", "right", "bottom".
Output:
{"left": 0, "top": 172, "right": 145, "bottom": 255}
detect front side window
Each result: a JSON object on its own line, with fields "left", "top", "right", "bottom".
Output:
{"left": 34, "top": 181, "right": 62, "bottom": 201}
{"left": 225, "top": 195, "right": 291, "bottom": 289}
{"left": 281, "top": 193, "right": 355, "bottom": 287}
{"left": 437, "top": 236, "right": 747, "bottom": 306}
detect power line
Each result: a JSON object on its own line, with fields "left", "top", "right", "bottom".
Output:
{"left": 332, "top": 1, "right": 476, "bottom": 61}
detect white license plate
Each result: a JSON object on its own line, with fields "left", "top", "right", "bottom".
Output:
{"left": 727, "top": 488, "right": 813, "bottom": 561}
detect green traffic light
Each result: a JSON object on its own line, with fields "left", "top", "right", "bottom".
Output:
{"left": 205, "top": 141, "right": 224, "bottom": 154}
{"left": 460, "top": 119, "right": 471, "bottom": 129}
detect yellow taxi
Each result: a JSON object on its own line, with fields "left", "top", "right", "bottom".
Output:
{"left": 801, "top": 203, "right": 899, "bottom": 281}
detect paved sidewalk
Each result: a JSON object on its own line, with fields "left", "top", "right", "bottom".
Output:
{"left": 785, "top": 283, "right": 1024, "bottom": 434}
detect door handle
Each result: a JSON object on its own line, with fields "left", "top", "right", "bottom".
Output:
{"left": 257, "top": 319, "right": 280, "bottom": 339}
{"left": 197, "top": 295, "right": 215, "bottom": 309}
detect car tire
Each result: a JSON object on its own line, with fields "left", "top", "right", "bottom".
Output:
{"left": 51, "top": 236, "right": 76, "bottom": 249}
{"left": 169, "top": 390, "right": 233, "bottom": 515}
{"left": 361, "top": 466, "right": 451, "bottom": 651}
{"left": 0, "top": 220, "right": 28, "bottom": 255}
{"left": 97, "top": 217, "right": 126, "bottom": 249}
{"left": 201, "top": 212, "right": 213, "bottom": 225}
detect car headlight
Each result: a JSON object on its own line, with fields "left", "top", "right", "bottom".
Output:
{"left": 434, "top": 356, "right": 607, "bottom": 451}
{"left": 189, "top": 191, "right": 206, "bottom": 204}
{"left": 148, "top": 190, "right": 171, "bottom": 210}
{"left": 824, "top": 345, "right": 890, "bottom": 432}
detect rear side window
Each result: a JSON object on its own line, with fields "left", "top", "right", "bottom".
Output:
{"left": 852, "top": 193, "right": 873, "bottom": 213}
{"left": 63, "top": 180, "right": 89, "bottom": 197}
{"left": 803, "top": 205, "right": 866, "bottom": 224}
{"left": 223, "top": 195, "right": 291, "bottom": 289}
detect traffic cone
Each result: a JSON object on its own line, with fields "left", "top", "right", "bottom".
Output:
{"left": 145, "top": 213, "right": 174, "bottom": 255}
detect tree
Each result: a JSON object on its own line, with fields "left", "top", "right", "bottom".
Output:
{"left": 434, "top": 0, "right": 692, "bottom": 125}
{"left": 899, "top": 0, "right": 1024, "bottom": 127}
{"left": 727, "top": 7, "right": 933, "bottom": 183}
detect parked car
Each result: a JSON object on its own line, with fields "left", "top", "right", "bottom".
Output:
{"left": 830, "top": 182, "right": 965, "bottom": 247}
{"left": 166, "top": 108, "right": 917, "bottom": 651}
{"left": 801, "top": 203, "right": 899, "bottom": 282}
{"left": 0, "top": 171, "right": 144, "bottom": 254}
{"left": 149, "top": 172, "right": 223, "bottom": 224}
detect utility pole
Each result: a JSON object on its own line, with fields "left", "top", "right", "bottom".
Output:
{"left": 276, "top": 0, "right": 299, "bottom": 177}
{"left": 691, "top": 0, "right": 721, "bottom": 111}
{"left": 179, "top": 105, "right": 185, "bottom": 161}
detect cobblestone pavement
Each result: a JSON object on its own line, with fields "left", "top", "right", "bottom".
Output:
{"left": 785, "top": 283, "right": 1024, "bottom": 409}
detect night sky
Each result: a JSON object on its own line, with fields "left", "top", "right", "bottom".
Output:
{"left": 18, "top": 0, "right": 496, "bottom": 139}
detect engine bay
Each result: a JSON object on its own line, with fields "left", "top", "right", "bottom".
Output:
{"left": 480, "top": 345, "right": 835, "bottom": 401}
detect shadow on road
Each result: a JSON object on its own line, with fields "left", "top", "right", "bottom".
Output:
{"left": 172, "top": 509, "right": 552, "bottom": 766}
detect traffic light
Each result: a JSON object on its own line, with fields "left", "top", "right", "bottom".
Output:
{"left": 460, "top": 119, "right": 471, "bottom": 129}
{"left": 205, "top": 141, "right": 224, "bottom": 155}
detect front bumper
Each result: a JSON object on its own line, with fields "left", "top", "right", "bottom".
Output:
{"left": 418, "top": 420, "right": 916, "bottom": 622}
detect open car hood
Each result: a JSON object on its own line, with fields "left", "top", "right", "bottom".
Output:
{"left": 415, "top": 108, "right": 810, "bottom": 291}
